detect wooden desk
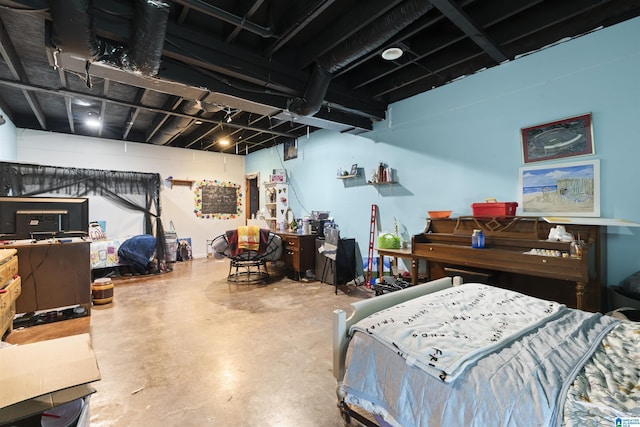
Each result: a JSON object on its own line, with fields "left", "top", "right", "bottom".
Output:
{"left": 275, "top": 232, "right": 316, "bottom": 281}
{"left": 377, "top": 248, "right": 419, "bottom": 284}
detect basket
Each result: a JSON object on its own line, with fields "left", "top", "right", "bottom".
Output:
{"left": 377, "top": 233, "right": 401, "bottom": 249}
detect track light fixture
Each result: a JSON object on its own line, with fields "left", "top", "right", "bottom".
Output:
{"left": 223, "top": 107, "right": 233, "bottom": 123}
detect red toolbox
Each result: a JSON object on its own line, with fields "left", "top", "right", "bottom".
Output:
{"left": 471, "top": 199, "right": 518, "bottom": 216}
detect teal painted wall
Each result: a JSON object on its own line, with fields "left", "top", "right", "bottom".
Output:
{"left": 247, "top": 17, "right": 640, "bottom": 287}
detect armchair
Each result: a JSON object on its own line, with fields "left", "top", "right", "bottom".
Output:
{"left": 210, "top": 227, "right": 283, "bottom": 284}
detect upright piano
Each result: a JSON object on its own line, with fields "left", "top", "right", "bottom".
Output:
{"left": 412, "top": 216, "right": 604, "bottom": 312}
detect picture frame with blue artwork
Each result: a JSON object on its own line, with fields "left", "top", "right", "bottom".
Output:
{"left": 518, "top": 159, "right": 600, "bottom": 217}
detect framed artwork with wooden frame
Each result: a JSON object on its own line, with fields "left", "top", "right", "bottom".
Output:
{"left": 521, "top": 113, "right": 594, "bottom": 163}
{"left": 518, "top": 159, "right": 600, "bottom": 217}
{"left": 284, "top": 139, "right": 298, "bottom": 161}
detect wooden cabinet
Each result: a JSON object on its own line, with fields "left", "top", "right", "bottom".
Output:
{"left": 0, "top": 248, "right": 20, "bottom": 339}
{"left": 277, "top": 233, "right": 315, "bottom": 280}
{"left": 5, "top": 241, "right": 91, "bottom": 315}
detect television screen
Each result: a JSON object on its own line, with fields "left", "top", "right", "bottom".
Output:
{"left": 0, "top": 196, "right": 89, "bottom": 240}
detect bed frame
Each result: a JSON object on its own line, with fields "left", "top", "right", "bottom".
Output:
{"left": 332, "top": 276, "right": 462, "bottom": 424}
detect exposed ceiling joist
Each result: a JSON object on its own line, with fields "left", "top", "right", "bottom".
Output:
{"left": 0, "top": 0, "right": 638, "bottom": 154}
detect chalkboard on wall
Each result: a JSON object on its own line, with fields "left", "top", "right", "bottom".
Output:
{"left": 201, "top": 185, "right": 238, "bottom": 215}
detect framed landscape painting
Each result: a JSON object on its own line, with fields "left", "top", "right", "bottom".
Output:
{"left": 521, "top": 113, "right": 594, "bottom": 163}
{"left": 518, "top": 159, "right": 600, "bottom": 217}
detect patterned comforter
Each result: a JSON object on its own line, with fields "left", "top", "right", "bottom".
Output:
{"left": 563, "top": 320, "right": 640, "bottom": 426}
{"left": 343, "top": 284, "right": 637, "bottom": 427}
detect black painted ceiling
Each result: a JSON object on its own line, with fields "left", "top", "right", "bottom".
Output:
{"left": 1, "top": 0, "right": 639, "bottom": 154}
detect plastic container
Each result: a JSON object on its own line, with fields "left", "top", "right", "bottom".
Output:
{"left": 41, "top": 397, "right": 83, "bottom": 427}
{"left": 164, "top": 232, "right": 178, "bottom": 262}
{"left": 428, "top": 210, "right": 452, "bottom": 218}
{"left": 472, "top": 199, "right": 518, "bottom": 217}
{"left": 471, "top": 229, "right": 485, "bottom": 248}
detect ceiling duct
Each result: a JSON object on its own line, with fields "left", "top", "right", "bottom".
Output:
{"left": 128, "top": 0, "right": 170, "bottom": 76}
{"left": 151, "top": 100, "right": 202, "bottom": 145}
{"left": 49, "top": 0, "right": 99, "bottom": 60}
{"left": 288, "top": 0, "right": 433, "bottom": 117}
{"left": 50, "top": 0, "right": 169, "bottom": 77}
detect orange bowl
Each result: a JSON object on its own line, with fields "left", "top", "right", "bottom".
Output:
{"left": 428, "top": 210, "right": 452, "bottom": 218}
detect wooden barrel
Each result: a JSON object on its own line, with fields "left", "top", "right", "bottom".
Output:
{"left": 91, "top": 278, "right": 114, "bottom": 305}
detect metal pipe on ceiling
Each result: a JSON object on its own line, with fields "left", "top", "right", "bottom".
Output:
{"left": 128, "top": 0, "right": 171, "bottom": 76}
{"left": 50, "top": 0, "right": 169, "bottom": 77}
{"left": 150, "top": 100, "right": 201, "bottom": 145}
{"left": 0, "top": 77, "right": 297, "bottom": 139}
{"left": 288, "top": 0, "right": 433, "bottom": 117}
{"left": 171, "top": 0, "right": 274, "bottom": 38}
{"left": 49, "top": 0, "right": 99, "bottom": 60}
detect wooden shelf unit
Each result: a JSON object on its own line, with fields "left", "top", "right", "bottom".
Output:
{"left": 264, "top": 182, "right": 288, "bottom": 231}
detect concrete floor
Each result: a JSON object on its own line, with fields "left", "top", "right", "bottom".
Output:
{"left": 10, "top": 258, "right": 374, "bottom": 426}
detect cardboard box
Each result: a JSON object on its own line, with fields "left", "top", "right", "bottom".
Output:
{"left": 0, "top": 333, "right": 100, "bottom": 424}
{"left": 471, "top": 201, "right": 518, "bottom": 217}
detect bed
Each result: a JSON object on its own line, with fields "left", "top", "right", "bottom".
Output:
{"left": 333, "top": 277, "right": 640, "bottom": 427}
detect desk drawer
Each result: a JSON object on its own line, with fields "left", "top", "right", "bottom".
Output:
{"left": 6, "top": 276, "right": 21, "bottom": 304}
{"left": 282, "top": 237, "right": 301, "bottom": 250}
{"left": 1, "top": 301, "right": 15, "bottom": 337}
{"left": 283, "top": 247, "right": 300, "bottom": 270}
{"left": 0, "top": 256, "right": 18, "bottom": 287}
{"left": 1, "top": 276, "right": 21, "bottom": 309}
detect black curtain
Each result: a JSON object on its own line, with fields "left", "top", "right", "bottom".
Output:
{"left": 0, "top": 161, "right": 167, "bottom": 267}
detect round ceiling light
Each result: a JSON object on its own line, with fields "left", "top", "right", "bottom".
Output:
{"left": 381, "top": 47, "right": 403, "bottom": 61}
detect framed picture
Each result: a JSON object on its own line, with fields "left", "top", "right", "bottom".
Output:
{"left": 350, "top": 164, "right": 358, "bottom": 176}
{"left": 518, "top": 159, "right": 600, "bottom": 217}
{"left": 521, "top": 113, "right": 594, "bottom": 163}
{"left": 284, "top": 139, "right": 297, "bottom": 161}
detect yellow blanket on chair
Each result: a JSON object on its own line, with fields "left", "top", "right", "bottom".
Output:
{"left": 237, "top": 225, "right": 260, "bottom": 251}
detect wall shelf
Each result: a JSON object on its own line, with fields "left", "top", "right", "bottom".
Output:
{"left": 337, "top": 174, "right": 358, "bottom": 179}
{"left": 368, "top": 181, "right": 398, "bottom": 185}
{"left": 168, "top": 178, "right": 195, "bottom": 188}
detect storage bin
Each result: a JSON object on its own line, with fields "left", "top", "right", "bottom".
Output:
{"left": 165, "top": 232, "right": 178, "bottom": 262}
{"left": 471, "top": 199, "right": 518, "bottom": 217}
